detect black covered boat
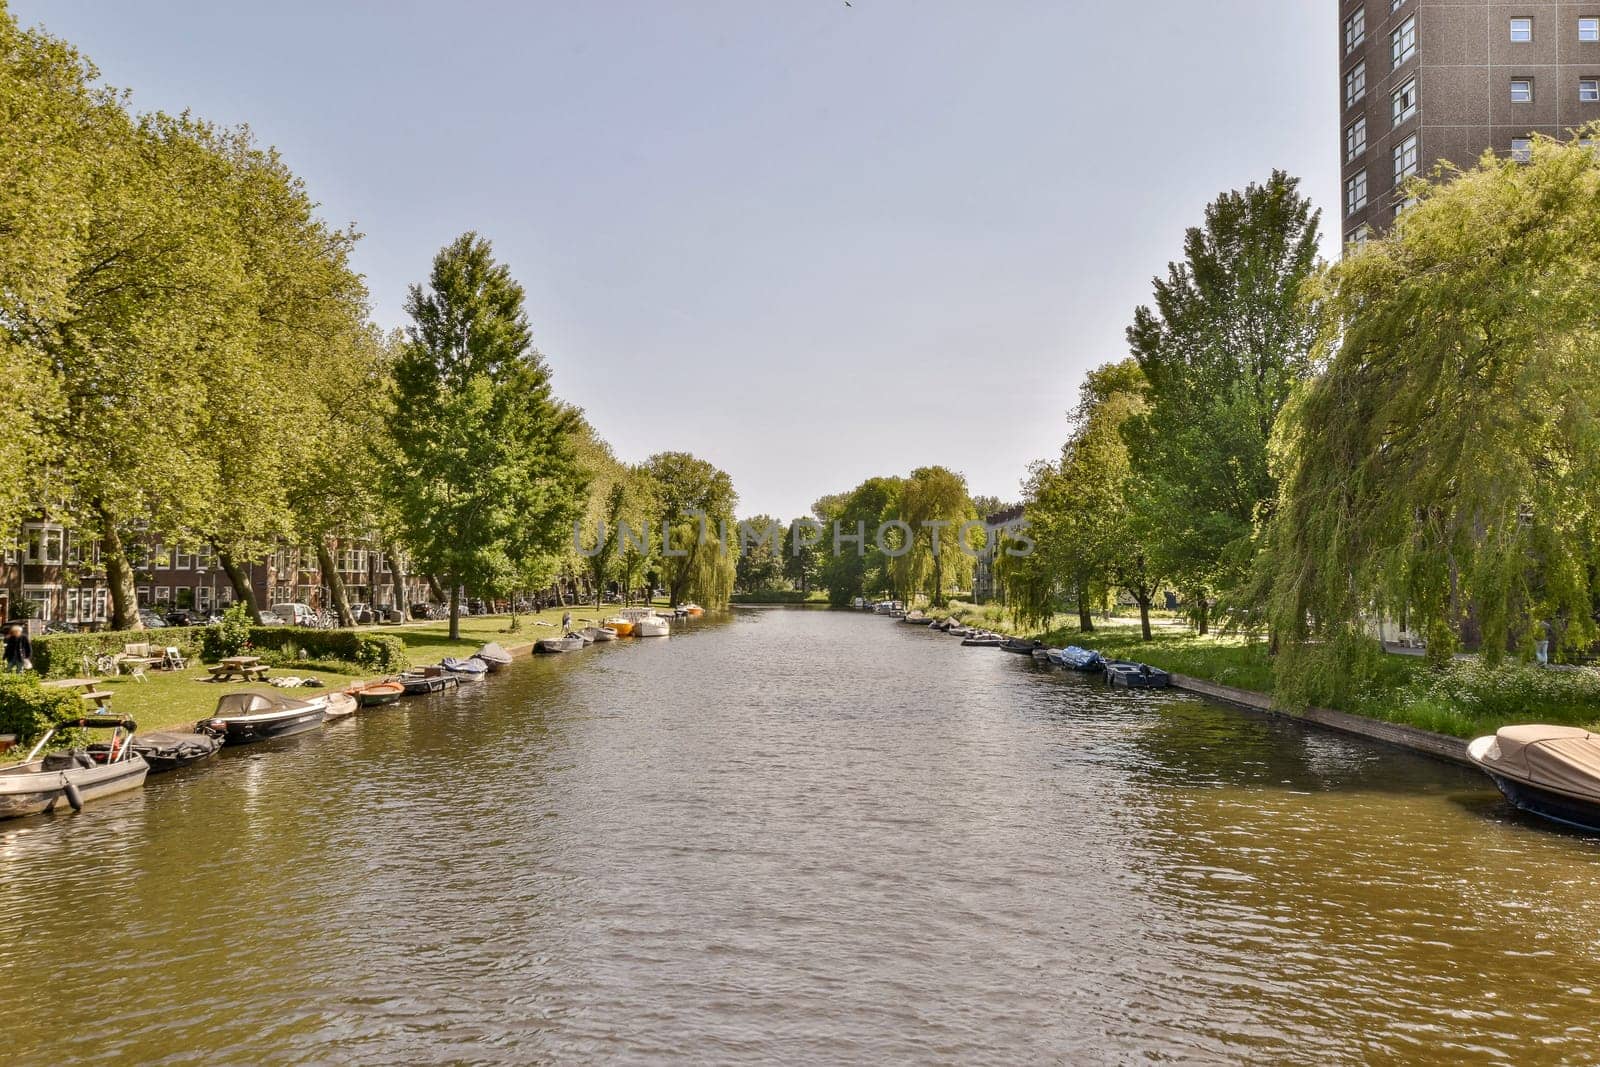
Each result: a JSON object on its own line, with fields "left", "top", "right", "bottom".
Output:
{"left": 1104, "top": 660, "right": 1171, "bottom": 689}
{"left": 196, "top": 690, "right": 328, "bottom": 746}
{"left": 90, "top": 729, "right": 220, "bottom": 773}
{"left": 1000, "top": 638, "right": 1041, "bottom": 655}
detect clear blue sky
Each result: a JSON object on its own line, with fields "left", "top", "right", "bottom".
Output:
{"left": 14, "top": 0, "right": 1337, "bottom": 520}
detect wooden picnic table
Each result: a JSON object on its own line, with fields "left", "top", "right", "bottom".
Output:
{"left": 42, "top": 677, "right": 115, "bottom": 710}
{"left": 117, "top": 656, "right": 161, "bottom": 676}
{"left": 208, "top": 656, "right": 268, "bottom": 683}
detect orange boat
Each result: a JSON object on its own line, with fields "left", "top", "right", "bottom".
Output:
{"left": 684, "top": 603, "right": 705, "bottom": 618}
{"left": 603, "top": 615, "right": 636, "bottom": 636}
{"left": 349, "top": 681, "right": 405, "bottom": 708}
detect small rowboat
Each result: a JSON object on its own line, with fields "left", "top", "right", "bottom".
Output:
{"left": 592, "top": 626, "right": 619, "bottom": 642}
{"left": 537, "top": 634, "right": 585, "bottom": 653}
{"left": 1000, "top": 638, "right": 1041, "bottom": 655}
{"left": 323, "top": 692, "right": 359, "bottom": 721}
{"left": 349, "top": 681, "right": 404, "bottom": 708}
{"left": 683, "top": 603, "right": 705, "bottom": 618}
{"left": 0, "top": 718, "right": 149, "bottom": 819}
{"left": 1104, "top": 661, "right": 1171, "bottom": 689}
{"left": 961, "top": 632, "right": 1002, "bottom": 647}
{"left": 397, "top": 670, "right": 456, "bottom": 695}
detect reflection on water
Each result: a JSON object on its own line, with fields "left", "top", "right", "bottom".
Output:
{"left": 2, "top": 608, "right": 1595, "bottom": 1063}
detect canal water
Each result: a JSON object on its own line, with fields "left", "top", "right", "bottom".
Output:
{"left": 4, "top": 608, "right": 1598, "bottom": 1063}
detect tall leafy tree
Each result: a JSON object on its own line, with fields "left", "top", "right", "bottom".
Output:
{"left": 815, "top": 476, "right": 904, "bottom": 606}
{"left": 1123, "top": 170, "right": 1320, "bottom": 630}
{"left": 735, "top": 515, "right": 786, "bottom": 592}
{"left": 893, "top": 466, "right": 977, "bottom": 607}
{"left": 384, "top": 233, "right": 586, "bottom": 638}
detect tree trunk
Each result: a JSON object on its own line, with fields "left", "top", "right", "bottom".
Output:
{"left": 1195, "top": 590, "right": 1210, "bottom": 636}
{"left": 386, "top": 543, "right": 408, "bottom": 617}
{"left": 1139, "top": 592, "right": 1153, "bottom": 641}
{"left": 1077, "top": 599, "right": 1095, "bottom": 633}
{"left": 216, "top": 546, "right": 260, "bottom": 618}
{"left": 448, "top": 581, "right": 461, "bottom": 641}
{"left": 98, "top": 511, "right": 141, "bottom": 631}
{"left": 427, "top": 574, "right": 446, "bottom": 603}
{"left": 316, "top": 538, "right": 355, "bottom": 626}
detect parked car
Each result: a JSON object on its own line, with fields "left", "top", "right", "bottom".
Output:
{"left": 165, "top": 609, "right": 199, "bottom": 627}
{"left": 138, "top": 610, "right": 169, "bottom": 629}
{"left": 269, "top": 602, "right": 316, "bottom": 627}
{"left": 256, "top": 610, "right": 285, "bottom": 626}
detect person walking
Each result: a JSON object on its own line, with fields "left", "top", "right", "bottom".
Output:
{"left": 561, "top": 609, "right": 572, "bottom": 633}
{"left": 1536, "top": 619, "right": 1552, "bottom": 666}
{"left": 4, "top": 624, "right": 33, "bottom": 673}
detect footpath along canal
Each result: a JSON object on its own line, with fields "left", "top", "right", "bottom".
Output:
{"left": 2, "top": 607, "right": 1596, "bottom": 1062}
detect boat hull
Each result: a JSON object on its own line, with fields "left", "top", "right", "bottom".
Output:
{"left": 1483, "top": 772, "right": 1600, "bottom": 834}
{"left": 204, "top": 708, "right": 327, "bottom": 746}
{"left": 635, "top": 619, "right": 670, "bottom": 638}
{"left": 0, "top": 756, "right": 149, "bottom": 819}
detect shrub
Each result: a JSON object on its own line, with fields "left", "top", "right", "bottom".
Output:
{"left": 202, "top": 603, "right": 254, "bottom": 660}
{"left": 32, "top": 626, "right": 208, "bottom": 679}
{"left": 0, "top": 674, "right": 91, "bottom": 749}
{"left": 239, "top": 627, "right": 407, "bottom": 672}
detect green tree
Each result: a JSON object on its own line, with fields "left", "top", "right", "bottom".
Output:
{"left": 1123, "top": 170, "right": 1320, "bottom": 631}
{"left": 384, "top": 233, "right": 586, "bottom": 639}
{"left": 815, "top": 476, "right": 904, "bottom": 606}
{"left": 783, "top": 516, "right": 822, "bottom": 594}
{"left": 1262, "top": 134, "right": 1600, "bottom": 698}
{"left": 893, "top": 466, "right": 977, "bottom": 607}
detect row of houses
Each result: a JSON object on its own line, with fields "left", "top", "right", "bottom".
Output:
{"left": 0, "top": 520, "right": 431, "bottom": 625}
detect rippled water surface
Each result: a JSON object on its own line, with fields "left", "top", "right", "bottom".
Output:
{"left": 5, "top": 608, "right": 1600, "bottom": 1063}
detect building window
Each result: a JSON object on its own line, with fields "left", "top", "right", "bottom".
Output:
{"left": 1346, "top": 61, "right": 1367, "bottom": 108}
{"left": 1511, "top": 138, "right": 1533, "bottom": 162}
{"left": 1392, "top": 78, "right": 1418, "bottom": 124}
{"left": 1581, "top": 78, "right": 1600, "bottom": 102}
{"left": 23, "top": 524, "right": 65, "bottom": 566}
{"left": 1582, "top": 19, "right": 1600, "bottom": 43}
{"left": 175, "top": 587, "right": 194, "bottom": 610}
{"left": 155, "top": 585, "right": 170, "bottom": 606}
{"left": 1346, "top": 170, "right": 1368, "bottom": 215}
{"left": 93, "top": 588, "right": 108, "bottom": 622}
{"left": 1346, "top": 224, "right": 1371, "bottom": 248}
{"left": 23, "top": 587, "right": 52, "bottom": 621}
{"left": 196, "top": 586, "right": 212, "bottom": 612}
{"left": 1345, "top": 8, "right": 1366, "bottom": 53}
{"left": 1510, "top": 78, "right": 1534, "bottom": 103}
{"left": 1346, "top": 116, "right": 1368, "bottom": 161}
{"left": 174, "top": 548, "right": 193, "bottom": 570}
{"left": 1394, "top": 133, "right": 1420, "bottom": 182}
{"left": 137, "top": 587, "right": 152, "bottom": 608}
{"left": 1510, "top": 18, "right": 1533, "bottom": 43}
{"left": 196, "top": 543, "right": 213, "bottom": 570}
{"left": 219, "top": 586, "right": 234, "bottom": 605}
{"left": 1392, "top": 16, "right": 1416, "bottom": 67}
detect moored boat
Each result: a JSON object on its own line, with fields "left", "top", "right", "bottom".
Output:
{"left": 197, "top": 691, "right": 328, "bottom": 745}
{"left": 536, "top": 633, "right": 586, "bottom": 653}
{"left": 634, "top": 615, "right": 670, "bottom": 638}
{"left": 903, "top": 611, "right": 931, "bottom": 624}
{"left": 322, "top": 692, "right": 360, "bottom": 720}
{"left": 1000, "top": 638, "right": 1041, "bottom": 655}
{"left": 1469, "top": 726, "right": 1600, "bottom": 833}
{"left": 475, "top": 642, "right": 514, "bottom": 671}
{"left": 397, "top": 669, "right": 456, "bottom": 695}
{"left": 1104, "top": 660, "right": 1171, "bottom": 688}
{"left": 91, "top": 729, "right": 220, "bottom": 774}
{"left": 349, "top": 681, "right": 404, "bottom": 708}
{"left": 604, "top": 616, "right": 636, "bottom": 636}
{"left": 440, "top": 656, "right": 489, "bottom": 680}
{"left": 1056, "top": 646, "right": 1106, "bottom": 671}
{"left": 0, "top": 718, "right": 149, "bottom": 818}
{"left": 592, "top": 626, "right": 619, "bottom": 642}
{"left": 961, "top": 632, "right": 1002, "bottom": 647}
{"left": 683, "top": 603, "right": 705, "bottom": 618}
{"left": 947, "top": 625, "right": 973, "bottom": 638}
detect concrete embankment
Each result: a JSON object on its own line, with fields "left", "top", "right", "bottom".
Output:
{"left": 1169, "top": 673, "right": 1472, "bottom": 767}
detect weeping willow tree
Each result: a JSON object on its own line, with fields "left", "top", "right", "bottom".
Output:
{"left": 890, "top": 466, "right": 977, "bottom": 606}
{"left": 644, "top": 451, "right": 738, "bottom": 608}
{"left": 1263, "top": 132, "right": 1600, "bottom": 701}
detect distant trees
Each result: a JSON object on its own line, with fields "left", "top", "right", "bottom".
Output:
{"left": 735, "top": 515, "right": 785, "bottom": 593}
{"left": 644, "top": 451, "right": 738, "bottom": 608}
{"left": 382, "top": 233, "right": 587, "bottom": 639}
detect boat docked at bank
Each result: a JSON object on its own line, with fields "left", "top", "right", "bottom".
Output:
{"left": 1104, "top": 660, "right": 1171, "bottom": 689}
{"left": 397, "top": 669, "right": 457, "bottom": 695}
{"left": 592, "top": 625, "right": 618, "bottom": 641}
{"left": 961, "top": 632, "right": 1002, "bottom": 647}
{"left": 536, "top": 633, "right": 586, "bottom": 653}
{"left": 348, "top": 682, "right": 403, "bottom": 709}
{"left": 91, "top": 729, "right": 220, "bottom": 774}
{"left": 634, "top": 615, "right": 670, "bottom": 637}
{"left": 0, "top": 718, "right": 149, "bottom": 819}
{"left": 440, "top": 656, "right": 489, "bottom": 680}
{"left": 1468, "top": 725, "right": 1600, "bottom": 833}
{"left": 197, "top": 691, "right": 328, "bottom": 745}
{"left": 1055, "top": 646, "right": 1106, "bottom": 672}
{"left": 604, "top": 616, "right": 635, "bottom": 637}
{"left": 1000, "top": 637, "right": 1041, "bottom": 655}
{"left": 475, "top": 642, "right": 514, "bottom": 671}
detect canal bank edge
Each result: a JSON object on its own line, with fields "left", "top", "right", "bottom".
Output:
{"left": 1170, "top": 673, "right": 1472, "bottom": 767}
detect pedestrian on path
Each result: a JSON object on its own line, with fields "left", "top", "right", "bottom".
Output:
{"left": 4, "top": 624, "right": 33, "bottom": 673}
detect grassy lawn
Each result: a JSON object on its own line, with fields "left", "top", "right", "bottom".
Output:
{"left": 72, "top": 606, "right": 617, "bottom": 735}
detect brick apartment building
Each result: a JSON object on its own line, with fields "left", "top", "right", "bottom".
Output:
{"left": 1340, "top": 0, "right": 1600, "bottom": 244}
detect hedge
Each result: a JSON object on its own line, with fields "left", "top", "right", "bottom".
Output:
{"left": 229, "top": 626, "right": 409, "bottom": 672}
{"left": 731, "top": 590, "right": 819, "bottom": 604}
{"left": 0, "top": 673, "right": 92, "bottom": 748}
{"left": 31, "top": 626, "right": 209, "bottom": 679}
